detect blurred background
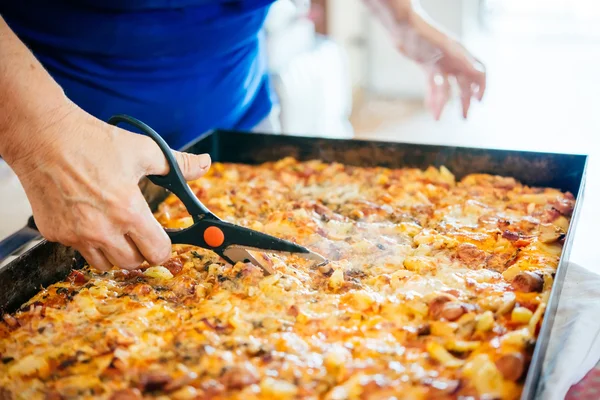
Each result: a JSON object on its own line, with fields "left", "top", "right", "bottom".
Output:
{"left": 265, "top": 0, "right": 599, "bottom": 268}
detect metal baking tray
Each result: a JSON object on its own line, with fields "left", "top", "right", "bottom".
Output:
{"left": 0, "top": 130, "right": 588, "bottom": 399}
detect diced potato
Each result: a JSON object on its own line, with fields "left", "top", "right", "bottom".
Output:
{"left": 407, "top": 300, "right": 429, "bottom": 318}
{"left": 397, "top": 222, "right": 422, "bottom": 237}
{"left": 516, "top": 194, "right": 551, "bottom": 205}
{"left": 144, "top": 266, "right": 174, "bottom": 280}
{"left": 476, "top": 311, "right": 495, "bottom": 333}
{"left": 537, "top": 242, "right": 563, "bottom": 258}
{"left": 346, "top": 290, "right": 377, "bottom": 311}
{"left": 228, "top": 310, "right": 251, "bottom": 334}
{"left": 500, "top": 328, "right": 532, "bottom": 348}
{"left": 8, "top": 354, "right": 50, "bottom": 378}
{"left": 554, "top": 216, "right": 570, "bottom": 232}
{"left": 376, "top": 173, "right": 389, "bottom": 185}
{"left": 529, "top": 302, "right": 546, "bottom": 335}
{"left": 502, "top": 264, "right": 522, "bottom": 282}
{"left": 445, "top": 339, "right": 481, "bottom": 352}
{"left": 74, "top": 292, "right": 100, "bottom": 318}
{"left": 413, "top": 230, "right": 436, "bottom": 246}
{"left": 171, "top": 386, "right": 200, "bottom": 400}
{"left": 511, "top": 307, "right": 533, "bottom": 324}
{"left": 260, "top": 377, "right": 298, "bottom": 399}
{"left": 538, "top": 223, "right": 563, "bottom": 243}
{"left": 324, "top": 345, "right": 351, "bottom": 375}
{"left": 329, "top": 269, "right": 345, "bottom": 290}
{"left": 430, "top": 321, "right": 457, "bottom": 337}
{"left": 426, "top": 341, "right": 464, "bottom": 368}
{"left": 390, "top": 270, "right": 414, "bottom": 289}
{"left": 403, "top": 256, "right": 436, "bottom": 273}
{"left": 439, "top": 166, "right": 456, "bottom": 185}
{"left": 462, "top": 354, "right": 503, "bottom": 398}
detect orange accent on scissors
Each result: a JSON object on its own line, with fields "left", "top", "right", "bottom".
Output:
{"left": 204, "top": 226, "right": 225, "bottom": 247}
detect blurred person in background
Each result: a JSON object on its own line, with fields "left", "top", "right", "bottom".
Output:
{"left": 0, "top": 0, "right": 485, "bottom": 270}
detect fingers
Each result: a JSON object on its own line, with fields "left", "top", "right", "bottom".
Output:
{"left": 471, "top": 59, "right": 487, "bottom": 102}
{"left": 127, "top": 192, "right": 172, "bottom": 266}
{"left": 139, "top": 135, "right": 211, "bottom": 181}
{"left": 457, "top": 75, "right": 472, "bottom": 120}
{"left": 77, "top": 192, "right": 171, "bottom": 270}
{"left": 100, "top": 234, "right": 146, "bottom": 271}
{"left": 426, "top": 71, "right": 450, "bottom": 121}
{"left": 79, "top": 247, "right": 113, "bottom": 271}
{"left": 173, "top": 150, "right": 211, "bottom": 181}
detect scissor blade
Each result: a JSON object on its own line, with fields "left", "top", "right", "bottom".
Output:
{"left": 222, "top": 246, "right": 275, "bottom": 275}
{"left": 224, "top": 245, "right": 328, "bottom": 267}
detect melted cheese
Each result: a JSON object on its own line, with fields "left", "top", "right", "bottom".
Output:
{"left": 0, "top": 158, "right": 574, "bottom": 400}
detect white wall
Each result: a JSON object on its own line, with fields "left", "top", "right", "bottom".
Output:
{"left": 327, "top": 0, "right": 369, "bottom": 88}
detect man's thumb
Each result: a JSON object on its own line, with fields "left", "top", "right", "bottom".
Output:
{"left": 140, "top": 134, "right": 211, "bottom": 180}
{"left": 172, "top": 151, "right": 211, "bottom": 181}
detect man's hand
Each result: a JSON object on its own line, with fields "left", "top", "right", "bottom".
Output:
{"left": 0, "top": 17, "right": 212, "bottom": 270}
{"left": 364, "top": 0, "right": 486, "bottom": 120}
{"left": 8, "top": 103, "right": 211, "bottom": 270}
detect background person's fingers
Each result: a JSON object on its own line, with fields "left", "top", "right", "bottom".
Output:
{"left": 469, "top": 59, "right": 486, "bottom": 101}
{"left": 79, "top": 247, "right": 113, "bottom": 271}
{"left": 426, "top": 71, "right": 450, "bottom": 121}
{"left": 457, "top": 75, "right": 473, "bottom": 119}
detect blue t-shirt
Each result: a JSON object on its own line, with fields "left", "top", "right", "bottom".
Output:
{"left": 1, "top": 0, "right": 276, "bottom": 149}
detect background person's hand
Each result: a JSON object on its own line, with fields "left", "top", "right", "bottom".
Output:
{"left": 422, "top": 40, "right": 486, "bottom": 121}
{"left": 364, "top": 0, "right": 486, "bottom": 120}
{"left": 8, "top": 102, "right": 211, "bottom": 271}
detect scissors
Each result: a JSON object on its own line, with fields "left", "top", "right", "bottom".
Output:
{"left": 108, "top": 115, "right": 327, "bottom": 275}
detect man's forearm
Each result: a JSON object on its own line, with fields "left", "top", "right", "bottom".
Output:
{"left": 0, "top": 16, "right": 70, "bottom": 166}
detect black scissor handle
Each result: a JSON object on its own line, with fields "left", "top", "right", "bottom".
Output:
{"left": 107, "top": 114, "right": 215, "bottom": 222}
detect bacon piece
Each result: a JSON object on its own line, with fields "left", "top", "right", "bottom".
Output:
{"left": 502, "top": 230, "right": 520, "bottom": 242}
{"left": 0, "top": 388, "right": 12, "bottom": 400}
{"left": 512, "top": 272, "right": 544, "bottom": 293}
{"left": 551, "top": 197, "right": 575, "bottom": 217}
{"left": 428, "top": 294, "right": 456, "bottom": 320}
{"left": 287, "top": 305, "right": 299, "bottom": 317}
{"left": 486, "top": 251, "right": 518, "bottom": 273}
{"left": 164, "top": 372, "right": 198, "bottom": 392}
{"left": 493, "top": 177, "right": 517, "bottom": 190}
{"left": 540, "top": 208, "right": 560, "bottom": 223}
{"left": 495, "top": 353, "right": 525, "bottom": 381}
{"left": 198, "top": 379, "right": 226, "bottom": 399}
{"left": 220, "top": 364, "right": 259, "bottom": 390}
{"left": 133, "top": 284, "right": 152, "bottom": 296}
{"left": 67, "top": 270, "right": 87, "bottom": 284}
{"left": 44, "top": 392, "right": 63, "bottom": 400}
{"left": 456, "top": 243, "right": 486, "bottom": 267}
{"left": 109, "top": 389, "right": 142, "bottom": 400}
{"left": 2, "top": 314, "right": 18, "bottom": 329}
{"left": 139, "top": 371, "right": 172, "bottom": 392}
{"left": 439, "top": 302, "right": 466, "bottom": 322}
{"left": 163, "top": 257, "right": 184, "bottom": 276}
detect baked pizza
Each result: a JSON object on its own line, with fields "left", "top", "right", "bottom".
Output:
{"left": 0, "top": 157, "right": 575, "bottom": 400}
